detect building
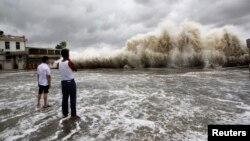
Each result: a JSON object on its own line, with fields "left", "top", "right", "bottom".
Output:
{"left": 0, "top": 33, "right": 61, "bottom": 70}
{"left": 0, "top": 34, "right": 28, "bottom": 70}
{"left": 26, "top": 47, "right": 61, "bottom": 69}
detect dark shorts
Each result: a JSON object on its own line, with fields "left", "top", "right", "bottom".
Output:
{"left": 38, "top": 85, "right": 49, "bottom": 94}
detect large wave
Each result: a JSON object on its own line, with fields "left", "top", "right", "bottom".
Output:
{"left": 72, "top": 21, "right": 249, "bottom": 69}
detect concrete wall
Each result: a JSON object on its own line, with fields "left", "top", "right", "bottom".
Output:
{"left": 0, "top": 41, "right": 4, "bottom": 52}
{"left": 4, "top": 60, "right": 12, "bottom": 70}
{"left": 0, "top": 55, "right": 4, "bottom": 70}
{"left": 0, "top": 41, "right": 25, "bottom": 52}
{"left": 18, "top": 60, "right": 25, "bottom": 69}
{"left": 0, "top": 55, "right": 26, "bottom": 70}
{"left": 0, "top": 55, "right": 4, "bottom": 60}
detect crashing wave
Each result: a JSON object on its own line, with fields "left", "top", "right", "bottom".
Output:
{"left": 72, "top": 21, "right": 249, "bottom": 69}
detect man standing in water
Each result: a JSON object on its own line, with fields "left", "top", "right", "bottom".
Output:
{"left": 37, "top": 56, "right": 51, "bottom": 108}
{"left": 58, "top": 48, "right": 79, "bottom": 119}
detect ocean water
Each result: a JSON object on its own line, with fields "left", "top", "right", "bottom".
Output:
{"left": 0, "top": 68, "right": 250, "bottom": 141}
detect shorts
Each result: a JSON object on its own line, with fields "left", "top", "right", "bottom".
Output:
{"left": 38, "top": 85, "right": 49, "bottom": 94}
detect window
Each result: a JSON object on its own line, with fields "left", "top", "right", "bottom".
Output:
{"left": 55, "top": 50, "right": 61, "bottom": 55}
{"left": 5, "top": 42, "right": 10, "bottom": 50}
{"left": 18, "top": 55, "right": 23, "bottom": 61}
{"left": 16, "top": 42, "right": 20, "bottom": 50}
{"left": 6, "top": 56, "right": 11, "bottom": 60}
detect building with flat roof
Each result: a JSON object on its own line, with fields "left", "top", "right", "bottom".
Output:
{"left": 0, "top": 34, "right": 28, "bottom": 70}
{"left": 0, "top": 33, "right": 61, "bottom": 70}
{"left": 26, "top": 47, "right": 61, "bottom": 69}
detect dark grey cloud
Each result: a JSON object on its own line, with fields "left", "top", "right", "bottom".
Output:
{"left": 189, "top": 0, "right": 250, "bottom": 26}
{"left": 0, "top": 0, "right": 249, "bottom": 50}
{"left": 165, "top": 0, "right": 250, "bottom": 26}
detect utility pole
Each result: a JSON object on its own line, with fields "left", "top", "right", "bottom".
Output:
{"left": 247, "top": 39, "right": 250, "bottom": 73}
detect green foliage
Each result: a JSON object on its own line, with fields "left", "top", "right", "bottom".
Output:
{"left": 55, "top": 41, "right": 67, "bottom": 49}
{"left": 0, "top": 30, "right": 4, "bottom": 35}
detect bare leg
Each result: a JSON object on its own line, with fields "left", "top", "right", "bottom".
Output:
{"left": 37, "top": 94, "right": 41, "bottom": 107}
{"left": 43, "top": 93, "right": 48, "bottom": 107}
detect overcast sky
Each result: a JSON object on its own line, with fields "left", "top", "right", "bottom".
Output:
{"left": 0, "top": 0, "right": 249, "bottom": 50}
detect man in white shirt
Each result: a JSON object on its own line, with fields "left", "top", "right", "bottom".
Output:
{"left": 37, "top": 56, "right": 51, "bottom": 108}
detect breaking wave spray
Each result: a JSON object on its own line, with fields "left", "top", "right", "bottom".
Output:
{"left": 71, "top": 21, "right": 249, "bottom": 68}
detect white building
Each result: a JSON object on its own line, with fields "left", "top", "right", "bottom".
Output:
{"left": 0, "top": 32, "right": 61, "bottom": 70}
{"left": 0, "top": 34, "right": 27, "bottom": 70}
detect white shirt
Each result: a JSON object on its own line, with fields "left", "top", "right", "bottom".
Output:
{"left": 59, "top": 60, "right": 74, "bottom": 80}
{"left": 37, "top": 63, "right": 51, "bottom": 86}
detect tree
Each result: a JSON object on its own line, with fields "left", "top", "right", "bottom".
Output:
{"left": 0, "top": 30, "right": 4, "bottom": 36}
{"left": 55, "top": 41, "right": 67, "bottom": 49}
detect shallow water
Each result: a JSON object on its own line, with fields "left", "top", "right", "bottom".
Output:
{"left": 0, "top": 68, "right": 250, "bottom": 141}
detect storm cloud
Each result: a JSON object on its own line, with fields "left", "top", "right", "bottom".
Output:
{"left": 0, "top": 0, "right": 249, "bottom": 50}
